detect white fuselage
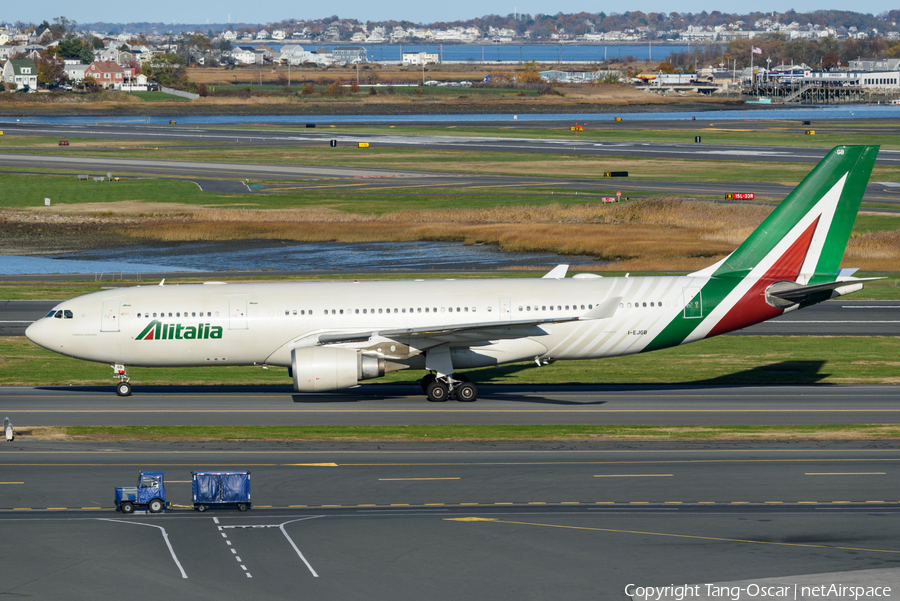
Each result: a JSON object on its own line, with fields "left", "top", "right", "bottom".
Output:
{"left": 25, "top": 276, "right": 708, "bottom": 370}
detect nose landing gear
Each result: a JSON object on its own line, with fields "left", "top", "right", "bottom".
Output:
{"left": 112, "top": 364, "right": 132, "bottom": 396}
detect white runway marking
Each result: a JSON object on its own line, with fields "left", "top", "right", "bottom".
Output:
{"left": 279, "top": 516, "right": 323, "bottom": 577}
{"left": 217, "top": 523, "right": 252, "bottom": 578}
{"left": 98, "top": 518, "right": 188, "bottom": 579}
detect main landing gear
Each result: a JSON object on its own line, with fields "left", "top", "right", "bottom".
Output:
{"left": 112, "top": 364, "right": 132, "bottom": 397}
{"left": 420, "top": 373, "right": 478, "bottom": 402}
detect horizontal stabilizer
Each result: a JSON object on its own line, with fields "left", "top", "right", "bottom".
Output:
{"left": 765, "top": 278, "right": 882, "bottom": 308}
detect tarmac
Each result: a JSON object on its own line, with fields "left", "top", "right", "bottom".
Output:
{"left": 1, "top": 384, "right": 898, "bottom": 426}
{"left": 2, "top": 442, "right": 900, "bottom": 600}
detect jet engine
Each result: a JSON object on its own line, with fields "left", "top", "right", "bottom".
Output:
{"left": 291, "top": 347, "right": 384, "bottom": 392}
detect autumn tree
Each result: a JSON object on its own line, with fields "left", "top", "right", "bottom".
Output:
{"left": 516, "top": 60, "right": 542, "bottom": 83}
{"left": 36, "top": 52, "right": 64, "bottom": 86}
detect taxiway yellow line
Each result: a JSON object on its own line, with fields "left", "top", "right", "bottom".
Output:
{"left": 379, "top": 477, "right": 461, "bottom": 481}
{"left": 805, "top": 472, "right": 886, "bottom": 475}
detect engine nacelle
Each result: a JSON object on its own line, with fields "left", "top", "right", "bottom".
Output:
{"left": 291, "top": 347, "right": 384, "bottom": 392}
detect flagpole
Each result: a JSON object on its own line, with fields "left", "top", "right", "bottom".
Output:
{"left": 750, "top": 46, "right": 754, "bottom": 93}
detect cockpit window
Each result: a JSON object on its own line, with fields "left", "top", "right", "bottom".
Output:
{"left": 64, "top": 310, "right": 73, "bottom": 319}
{"left": 46, "top": 310, "right": 57, "bottom": 318}
{"left": 51, "top": 310, "right": 74, "bottom": 319}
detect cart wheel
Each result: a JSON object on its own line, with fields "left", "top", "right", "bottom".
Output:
{"left": 237, "top": 503, "right": 248, "bottom": 512}
{"left": 120, "top": 501, "right": 134, "bottom": 514}
{"left": 148, "top": 498, "right": 163, "bottom": 513}
{"left": 196, "top": 504, "right": 207, "bottom": 512}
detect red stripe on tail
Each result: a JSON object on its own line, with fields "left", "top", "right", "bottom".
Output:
{"left": 707, "top": 217, "right": 820, "bottom": 338}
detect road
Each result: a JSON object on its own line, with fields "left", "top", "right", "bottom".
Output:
{"left": 2, "top": 442, "right": 900, "bottom": 600}
{"left": 1, "top": 384, "right": 898, "bottom": 426}
{"left": 4, "top": 299, "right": 898, "bottom": 337}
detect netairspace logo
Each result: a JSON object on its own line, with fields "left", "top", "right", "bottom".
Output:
{"left": 625, "top": 583, "right": 891, "bottom": 600}
{"left": 135, "top": 320, "right": 223, "bottom": 341}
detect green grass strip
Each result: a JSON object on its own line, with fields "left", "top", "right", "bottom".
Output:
{"left": 44, "top": 424, "right": 900, "bottom": 441}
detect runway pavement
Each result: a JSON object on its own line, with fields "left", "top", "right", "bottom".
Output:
{"left": 4, "top": 299, "right": 898, "bottom": 337}
{"left": 2, "top": 152, "right": 899, "bottom": 208}
{"left": 2, "top": 442, "right": 900, "bottom": 599}
{"left": 0, "top": 384, "right": 897, "bottom": 426}
{"left": 2, "top": 121, "right": 900, "bottom": 166}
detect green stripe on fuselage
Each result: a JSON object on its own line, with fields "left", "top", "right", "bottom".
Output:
{"left": 642, "top": 276, "right": 740, "bottom": 352}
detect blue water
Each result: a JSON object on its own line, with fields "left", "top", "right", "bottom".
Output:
{"left": 0, "top": 255, "right": 201, "bottom": 275}
{"left": 245, "top": 43, "right": 693, "bottom": 63}
{"left": 4, "top": 104, "right": 900, "bottom": 126}
{"left": 2, "top": 241, "right": 597, "bottom": 275}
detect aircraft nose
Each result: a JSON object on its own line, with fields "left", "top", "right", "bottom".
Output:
{"left": 25, "top": 320, "right": 49, "bottom": 349}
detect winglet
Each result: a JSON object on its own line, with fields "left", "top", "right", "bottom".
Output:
{"left": 542, "top": 264, "right": 569, "bottom": 279}
{"left": 159, "top": 279, "right": 165, "bottom": 287}
{"left": 579, "top": 296, "right": 622, "bottom": 320}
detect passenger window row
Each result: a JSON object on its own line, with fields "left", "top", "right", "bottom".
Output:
{"left": 518, "top": 304, "right": 591, "bottom": 312}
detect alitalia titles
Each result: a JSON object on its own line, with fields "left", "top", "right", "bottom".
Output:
{"left": 136, "top": 320, "right": 223, "bottom": 341}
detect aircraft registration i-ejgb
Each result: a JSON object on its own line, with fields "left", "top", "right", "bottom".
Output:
{"left": 26, "top": 145, "right": 881, "bottom": 401}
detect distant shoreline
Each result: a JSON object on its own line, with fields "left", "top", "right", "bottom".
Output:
{"left": 0, "top": 99, "right": 748, "bottom": 118}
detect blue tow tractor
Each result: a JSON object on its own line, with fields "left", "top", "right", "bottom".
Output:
{"left": 192, "top": 471, "right": 252, "bottom": 512}
{"left": 115, "top": 471, "right": 169, "bottom": 514}
{"left": 114, "top": 470, "right": 251, "bottom": 513}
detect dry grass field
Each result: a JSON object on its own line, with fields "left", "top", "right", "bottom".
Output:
{"left": 105, "top": 199, "right": 900, "bottom": 272}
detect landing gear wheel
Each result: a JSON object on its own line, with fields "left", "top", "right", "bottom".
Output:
{"left": 148, "top": 498, "right": 163, "bottom": 513}
{"left": 237, "top": 503, "right": 248, "bottom": 512}
{"left": 120, "top": 501, "right": 134, "bottom": 514}
{"left": 426, "top": 381, "right": 449, "bottom": 402}
{"left": 116, "top": 381, "right": 132, "bottom": 397}
{"left": 196, "top": 504, "right": 208, "bottom": 512}
{"left": 456, "top": 382, "right": 478, "bottom": 402}
{"left": 420, "top": 373, "right": 437, "bottom": 392}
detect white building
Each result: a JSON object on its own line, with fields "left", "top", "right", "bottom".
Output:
{"left": 805, "top": 70, "right": 900, "bottom": 90}
{"left": 402, "top": 52, "right": 439, "bottom": 66}
{"left": 64, "top": 63, "right": 88, "bottom": 82}
{"left": 231, "top": 47, "right": 260, "bottom": 65}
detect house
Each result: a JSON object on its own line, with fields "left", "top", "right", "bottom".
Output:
{"left": 99, "top": 47, "right": 119, "bottom": 63}
{"left": 2, "top": 58, "right": 38, "bottom": 89}
{"left": 85, "top": 61, "right": 125, "bottom": 88}
{"left": 231, "top": 46, "right": 259, "bottom": 65}
{"left": 0, "top": 45, "right": 15, "bottom": 61}
{"left": 402, "top": 52, "right": 438, "bottom": 66}
{"left": 64, "top": 63, "right": 88, "bottom": 82}
{"left": 332, "top": 46, "right": 366, "bottom": 63}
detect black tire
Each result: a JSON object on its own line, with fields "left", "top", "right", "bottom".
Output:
{"left": 457, "top": 382, "right": 478, "bottom": 402}
{"left": 237, "top": 503, "right": 248, "bottom": 512}
{"left": 148, "top": 498, "right": 163, "bottom": 513}
{"left": 120, "top": 501, "right": 134, "bottom": 514}
{"left": 116, "top": 381, "right": 132, "bottom": 397}
{"left": 420, "top": 373, "right": 437, "bottom": 392}
{"left": 426, "top": 381, "right": 448, "bottom": 402}
{"left": 196, "top": 504, "right": 207, "bottom": 512}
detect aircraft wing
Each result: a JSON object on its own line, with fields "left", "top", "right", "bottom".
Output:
{"left": 317, "top": 296, "right": 621, "bottom": 346}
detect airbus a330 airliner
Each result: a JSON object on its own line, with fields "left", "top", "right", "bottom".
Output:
{"left": 26, "top": 145, "right": 880, "bottom": 401}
